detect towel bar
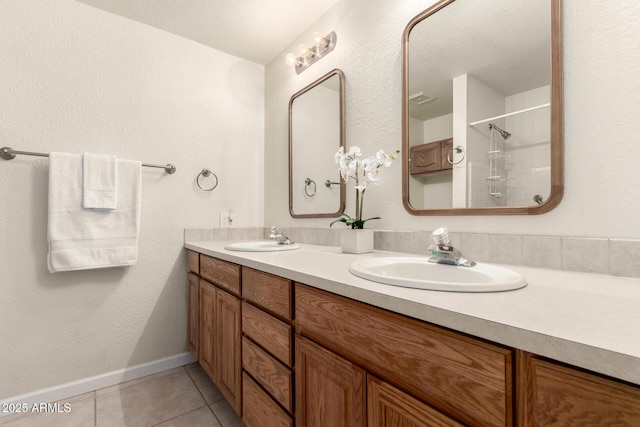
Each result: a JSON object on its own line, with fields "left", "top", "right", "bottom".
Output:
{"left": 1, "top": 146, "right": 176, "bottom": 174}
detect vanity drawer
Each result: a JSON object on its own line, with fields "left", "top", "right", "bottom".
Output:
{"left": 200, "top": 255, "right": 241, "bottom": 296}
{"left": 242, "top": 301, "right": 293, "bottom": 366}
{"left": 243, "top": 372, "right": 293, "bottom": 427}
{"left": 242, "top": 336, "right": 293, "bottom": 412}
{"left": 295, "top": 284, "right": 513, "bottom": 427}
{"left": 242, "top": 268, "right": 292, "bottom": 321}
{"left": 187, "top": 250, "right": 199, "bottom": 273}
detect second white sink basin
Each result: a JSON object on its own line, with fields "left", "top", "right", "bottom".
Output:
{"left": 225, "top": 241, "right": 301, "bottom": 252}
{"left": 349, "top": 257, "right": 526, "bottom": 292}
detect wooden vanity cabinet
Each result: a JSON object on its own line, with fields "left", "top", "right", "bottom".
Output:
{"left": 199, "top": 279, "right": 216, "bottom": 379}
{"left": 187, "top": 250, "right": 199, "bottom": 273}
{"left": 215, "top": 287, "right": 242, "bottom": 413}
{"left": 409, "top": 138, "right": 453, "bottom": 175}
{"left": 186, "top": 251, "right": 200, "bottom": 358}
{"left": 295, "top": 283, "right": 513, "bottom": 427}
{"left": 198, "top": 255, "right": 242, "bottom": 416}
{"left": 187, "top": 272, "right": 199, "bottom": 357}
{"left": 243, "top": 372, "right": 292, "bottom": 427}
{"left": 188, "top": 253, "right": 640, "bottom": 427}
{"left": 368, "top": 376, "right": 463, "bottom": 427}
{"left": 296, "top": 335, "right": 366, "bottom": 427}
{"left": 518, "top": 352, "right": 640, "bottom": 426}
{"left": 241, "top": 268, "right": 295, "bottom": 427}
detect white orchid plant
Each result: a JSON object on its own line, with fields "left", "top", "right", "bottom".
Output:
{"left": 330, "top": 146, "right": 398, "bottom": 229}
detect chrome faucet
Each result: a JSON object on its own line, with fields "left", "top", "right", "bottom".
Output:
{"left": 270, "top": 226, "right": 294, "bottom": 245}
{"left": 428, "top": 227, "right": 475, "bottom": 267}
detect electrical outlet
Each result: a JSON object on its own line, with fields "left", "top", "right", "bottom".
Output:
{"left": 219, "top": 212, "right": 231, "bottom": 228}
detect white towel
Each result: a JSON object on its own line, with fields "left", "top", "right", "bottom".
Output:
{"left": 47, "top": 152, "right": 142, "bottom": 273}
{"left": 82, "top": 152, "right": 118, "bottom": 209}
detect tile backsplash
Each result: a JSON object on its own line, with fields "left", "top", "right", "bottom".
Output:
{"left": 184, "top": 227, "right": 640, "bottom": 279}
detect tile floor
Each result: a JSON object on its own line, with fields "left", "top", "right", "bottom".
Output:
{"left": 0, "top": 364, "right": 245, "bottom": 427}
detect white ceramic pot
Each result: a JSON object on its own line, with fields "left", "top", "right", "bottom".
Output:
{"left": 340, "top": 228, "right": 374, "bottom": 254}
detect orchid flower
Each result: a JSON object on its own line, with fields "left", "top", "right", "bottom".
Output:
{"left": 331, "top": 147, "right": 399, "bottom": 229}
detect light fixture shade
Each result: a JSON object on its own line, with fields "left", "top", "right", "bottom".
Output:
{"left": 295, "top": 31, "right": 337, "bottom": 74}
{"left": 297, "top": 44, "right": 310, "bottom": 57}
{"left": 311, "top": 32, "right": 324, "bottom": 44}
{"left": 285, "top": 53, "right": 297, "bottom": 67}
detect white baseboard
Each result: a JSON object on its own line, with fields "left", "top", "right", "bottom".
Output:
{"left": 0, "top": 352, "right": 196, "bottom": 418}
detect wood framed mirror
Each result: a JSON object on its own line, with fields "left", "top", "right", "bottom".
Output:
{"left": 289, "top": 69, "right": 346, "bottom": 218}
{"left": 402, "top": 0, "right": 563, "bottom": 215}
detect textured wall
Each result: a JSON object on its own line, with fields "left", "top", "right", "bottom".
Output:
{"left": 264, "top": 0, "right": 640, "bottom": 239}
{"left": 0, "top": 0, "right": 264, "bottom": 398}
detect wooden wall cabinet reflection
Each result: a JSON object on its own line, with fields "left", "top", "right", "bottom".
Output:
{"left": 410, "top": 138, "right": 453, "bottom": 175}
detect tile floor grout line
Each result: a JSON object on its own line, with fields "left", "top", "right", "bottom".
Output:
{"left": 185, "top": 364, "right": 241, "bottom": 426}
{"left": 148, "top": 404, "right": 210, "bottom": 427}
{"left": 185, "top": 365, "right": 211, "bottom": 405}
{"left": 94, "top": 394, "right": 97, "bottom": 427}
{"left": 184, "top": 364, "right": 229, "bottom": 426}
{"left": 209, "top": 402, "right": 225, "bottom": 427}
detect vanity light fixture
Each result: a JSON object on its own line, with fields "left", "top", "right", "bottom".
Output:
{"left": 409, "top": 91, "right": 436, "bottom": 105}
{"left": 285, "top": 31, "right": 337, "bottom": 74}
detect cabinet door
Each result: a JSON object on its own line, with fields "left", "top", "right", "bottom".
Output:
{"left": 297, "top": 284, "right": 512, "bottom": 427}
{"left": 199, "top": 279, "right": 217, "bottom": 381}
{"left": 296, "top": 335, "right": 366, "bottom": 427}
{"left": 522, "top": 355, "right": 640, "bottom": 426}
{"left": 441, "top": 139, "right": 453, "bottom": 171}
{"left": 216, "top": 288, "right": 242, "bottom": 416}
{"left": 410, "top": 142, "right": 441, "bottom": 174}
{"left": 187, "top": 272, "right": 199, "bottom": 358}
{"left": 368, "top": 376, "right": 463, "bottom": 427}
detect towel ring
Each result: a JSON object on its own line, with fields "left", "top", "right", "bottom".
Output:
{"left": 304, "top": 178, "right": 316, "bottom": 197}
{"left": 447, "top": 146, "right": 465, "bottom": 165}
{"left": 197, "top": 169, "right": 218, "bottom": 191}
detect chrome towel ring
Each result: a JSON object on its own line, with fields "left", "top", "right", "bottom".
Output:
{"left": 197, "top": 168, "right": 218, "bottom": 191}
{"left": 447, "top": 145, "right": 465, "bottom": 165}
{"left": 304, "top": 178, "right": 316, "bottom": 197}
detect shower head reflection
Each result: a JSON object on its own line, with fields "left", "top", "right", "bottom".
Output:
{"left": 489, "top": 123, "right": 511, "bottom": 140}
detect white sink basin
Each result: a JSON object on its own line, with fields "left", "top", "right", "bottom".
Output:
{"left": 349, "top": 257, "right": 526, "bottom": 292}
{"left": 225, "top": 241, "right": 301, "bottom": 252}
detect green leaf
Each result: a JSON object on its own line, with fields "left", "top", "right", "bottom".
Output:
{"left": 329, "top": 214, "right": 352, "bottom": 227}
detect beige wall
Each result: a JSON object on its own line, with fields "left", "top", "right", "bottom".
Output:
{"left": 0, "top": 0, "right": 264, "bottom": 399}
{"left": 264, "top": 0, "right": 640, "bottom": 239}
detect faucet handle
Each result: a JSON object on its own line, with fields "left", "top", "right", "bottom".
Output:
{"left": 431, "top": 227, "right": 451, "bottom": 246}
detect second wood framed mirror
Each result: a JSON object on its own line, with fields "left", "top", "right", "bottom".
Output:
{"left": 402, "top": 0, "right": 563, "bottom": 215}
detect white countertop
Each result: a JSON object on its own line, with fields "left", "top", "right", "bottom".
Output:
{"left": 185, "top": 240, "right": 640, "bottom": 386}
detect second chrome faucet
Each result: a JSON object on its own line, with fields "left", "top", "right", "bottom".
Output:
{"left": 427, "top": 227, "right": 475, "bottom": 267}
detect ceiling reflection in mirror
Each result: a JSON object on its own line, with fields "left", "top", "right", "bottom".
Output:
{"left": 402, "top": 0, "right": 563, "bottom": 215}
{"left": 289, "top": 69, "right": 345, "bottom": 218}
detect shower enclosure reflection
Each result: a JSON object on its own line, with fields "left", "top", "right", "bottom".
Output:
{"left": 403, "top": 0, "right": 563, "bottom": 214}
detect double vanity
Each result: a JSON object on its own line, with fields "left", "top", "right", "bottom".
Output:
{"left": 185, "top": 239, "right": 640, "bottom": 426}
{"left": 185, "top": 0, "right": 639, "bottom": 424}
